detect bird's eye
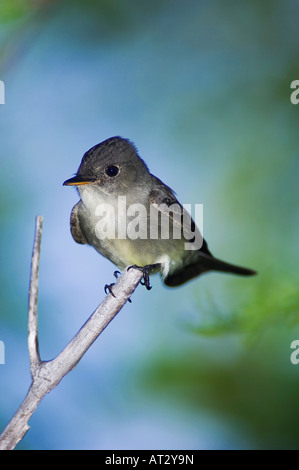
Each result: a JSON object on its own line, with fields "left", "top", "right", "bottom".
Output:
{"left": 105, "top": 165, "right": 119, "bottom": 177}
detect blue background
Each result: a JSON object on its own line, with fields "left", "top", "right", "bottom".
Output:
{"left": 1, "top": 0, "right": 299, "bottom": 449}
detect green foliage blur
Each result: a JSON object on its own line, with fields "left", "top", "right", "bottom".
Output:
{"left": 1, "top": 0, "right": 299, "bottom": 450}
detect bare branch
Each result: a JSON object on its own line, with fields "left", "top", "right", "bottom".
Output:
{"left": 0, "top": 216, "right": 143, "bottom": 450}
{"left": 28, "top": 215, "right": 43, "bottom": 375}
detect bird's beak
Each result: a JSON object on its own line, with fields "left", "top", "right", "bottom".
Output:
{"left": 63, "top": 175, "right": 96, "bottom": 186}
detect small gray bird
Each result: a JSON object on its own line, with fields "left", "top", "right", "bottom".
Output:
{"left": 63, "top": 136, "right": 256, "bottom": 289}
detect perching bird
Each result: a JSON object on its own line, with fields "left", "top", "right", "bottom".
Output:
{"left": 64, "top": 136, "right": 256, "bottom": 289}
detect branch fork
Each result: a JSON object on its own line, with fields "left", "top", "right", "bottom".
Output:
{"left": 0, "top": 215, "right": 143, "bottom": 450}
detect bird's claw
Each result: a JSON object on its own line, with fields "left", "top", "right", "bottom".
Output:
{"left": 127, "top": 264, "right": 161, "bottom": 290}
{"left": 104, "top": 283, "right": 116, "bottom": 298}
{"left": 104, "top": 271, "right": 132, "bottom": 303}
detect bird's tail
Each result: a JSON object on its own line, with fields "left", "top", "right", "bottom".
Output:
{"left": 164, "top": 252, "right": 256, "bottom": 287}
{"left": 199, "top": 253, "right": 257, "bottom": 276}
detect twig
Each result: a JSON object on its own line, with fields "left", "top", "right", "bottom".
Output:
{"left": 0, "top": 216, "right": 143, "bottom": 450}
{"left": 28, "top": 215, "right": 43, "bottom": 375}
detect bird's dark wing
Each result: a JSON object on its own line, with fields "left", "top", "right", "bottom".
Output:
{"left": 70, "top": 202, "right": 88, "bottom": 244}
{"left": 149, "top": 176, "right": 256, "bottom": 287}
{"left": 149, "top": 174, "right": 211, "bottom": 255}
{"left": 148, "top": 174, "right": 184, "bottom": 229}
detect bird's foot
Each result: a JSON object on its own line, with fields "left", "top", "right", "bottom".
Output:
{"left": 104, "top": 271, "right": 132, "bottom": 303}
{"left": 127, "top": 264, "right": 161, "bottom": 291}
{"left": 104, "top": 282, "right": 116, "bottom": 297}
{"left": 104, "top": 271, "right": 120, "bottom": 298}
